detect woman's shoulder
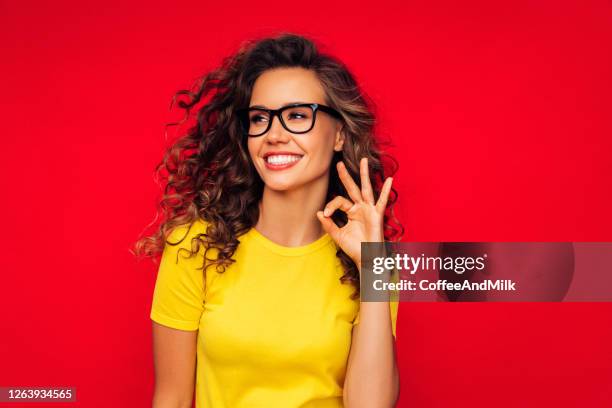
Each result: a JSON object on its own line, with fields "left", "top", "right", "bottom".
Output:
{"left": 165, "top": 217, "right": 210, "bottom": 246}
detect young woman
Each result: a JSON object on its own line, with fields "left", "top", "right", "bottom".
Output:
{"left": 134, "top": 33, "right": 404, "bottom": 408}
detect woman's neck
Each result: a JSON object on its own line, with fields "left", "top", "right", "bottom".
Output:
{"left": 255, "top": 175, "right": 329, "bottom": 247}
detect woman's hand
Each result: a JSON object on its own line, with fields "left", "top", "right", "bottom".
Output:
{"left": 317, "top": 157, "right": 393, "bottom": 270}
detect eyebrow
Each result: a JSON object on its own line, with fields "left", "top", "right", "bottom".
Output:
{"left": 249, "top": 101, "right": 312, "bottom": 109}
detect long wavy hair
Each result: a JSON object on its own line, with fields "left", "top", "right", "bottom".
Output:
{"left": 133, "top": 32, "right": 403, "bottom": 299}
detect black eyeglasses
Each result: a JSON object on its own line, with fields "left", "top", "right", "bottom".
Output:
{"left": 236, "top": 103, "right": 342, "bottom": 137}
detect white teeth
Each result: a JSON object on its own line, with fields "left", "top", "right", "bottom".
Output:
{"left": 266, "top": 155, "right": 302, "bottom": 165}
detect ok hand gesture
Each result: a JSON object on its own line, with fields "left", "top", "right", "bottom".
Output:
{"left": 316, "top": 157, "right": 393, "bottom": 270}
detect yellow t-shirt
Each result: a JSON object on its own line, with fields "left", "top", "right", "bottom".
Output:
{"left": 150, "top": 218, "right": 398, "bottom": 408}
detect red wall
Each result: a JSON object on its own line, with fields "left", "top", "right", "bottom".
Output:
{"left": 1, "top": 1, "right": 611, "bottom": 406}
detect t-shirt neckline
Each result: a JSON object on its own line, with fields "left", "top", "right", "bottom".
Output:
{"left": 247, "top": 227, "right": 334, "bottom": 256}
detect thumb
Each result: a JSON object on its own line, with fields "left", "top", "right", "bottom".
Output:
{"left": 317, "top": 211, "right": 340, "bottom": 240}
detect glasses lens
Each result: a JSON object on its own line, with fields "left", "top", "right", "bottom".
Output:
{"left": 281, "top": 106, "right": 314, "bottom": 133}
{"left": 245, "top": 109, "right": 271, "bottom": 136}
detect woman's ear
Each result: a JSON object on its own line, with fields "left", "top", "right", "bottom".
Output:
{"left": 334, "top": 125, "right": 346, "bottom": 152}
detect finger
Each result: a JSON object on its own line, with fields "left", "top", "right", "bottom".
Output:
{"left": 337, "top": 161, "right": 363, "bottom": 203}
{"left": 323, "top": 196, "right": 354, "bottom": 217}
{"left": 360, "top": 157, "right": 375, "bottom": 204}
{"left": 375, "top": 177, "right": 393, "bottom": 213}
{"left": 317, "top": 211, "right": 341, "bottom": 240}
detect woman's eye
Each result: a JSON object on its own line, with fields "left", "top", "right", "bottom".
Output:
{"left": 288, "top": 113, "right": 306, "bottom": 120}
{"left": 250, "top": 115, "right": 267, "bottom": 123}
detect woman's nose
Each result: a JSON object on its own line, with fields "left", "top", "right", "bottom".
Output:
{"left": 265, "top": 115, "right": 291, "bottom": 143}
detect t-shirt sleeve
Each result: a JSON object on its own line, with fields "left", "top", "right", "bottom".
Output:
{"left": 353, "top": 265, "right": 400, "bottom": 339}
{"left": 150, "top": 222, "right": 207, "bottom": 331}
{"left": 352, "top": 300, "right": 399, "bottom": 339}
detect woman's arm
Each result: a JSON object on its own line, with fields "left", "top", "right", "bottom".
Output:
{"left": 343, "top": 296, "right": 399, "bottom": 407}
{"left": 316, "top": 158, "right": 399, "bottom": 407}
{"left": 151, "top": 322, "right": 198, "bottom": 408}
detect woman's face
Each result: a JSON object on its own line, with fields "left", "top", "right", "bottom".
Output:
{"left": 247, "top": 67, "right": 344, "bottom": 192}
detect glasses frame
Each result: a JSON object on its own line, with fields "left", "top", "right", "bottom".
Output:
{"left": 236, "top": 103, "right": 342, "bottom": 137}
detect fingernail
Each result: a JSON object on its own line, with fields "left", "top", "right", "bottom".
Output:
{"left": 323, "top": 208, "right": 330, "bottom": 216}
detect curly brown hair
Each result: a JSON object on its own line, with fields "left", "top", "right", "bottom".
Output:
{"left": 132, "top": 32, "right": 403, "bottom": 299}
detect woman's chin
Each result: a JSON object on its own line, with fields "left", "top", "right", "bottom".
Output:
{"left": 262, "top": 177, "right": 304, "bottom": 192}
{"left": 265, "top": 182, "right": 297, "bottom": 192}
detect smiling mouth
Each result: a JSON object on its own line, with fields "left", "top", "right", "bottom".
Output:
{"left": 265, "top": 154, "right": 303, "bottom": 165}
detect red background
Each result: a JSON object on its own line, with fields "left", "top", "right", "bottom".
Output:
{"left": 1, "top": 0, "right": 611, "bottom": 406}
